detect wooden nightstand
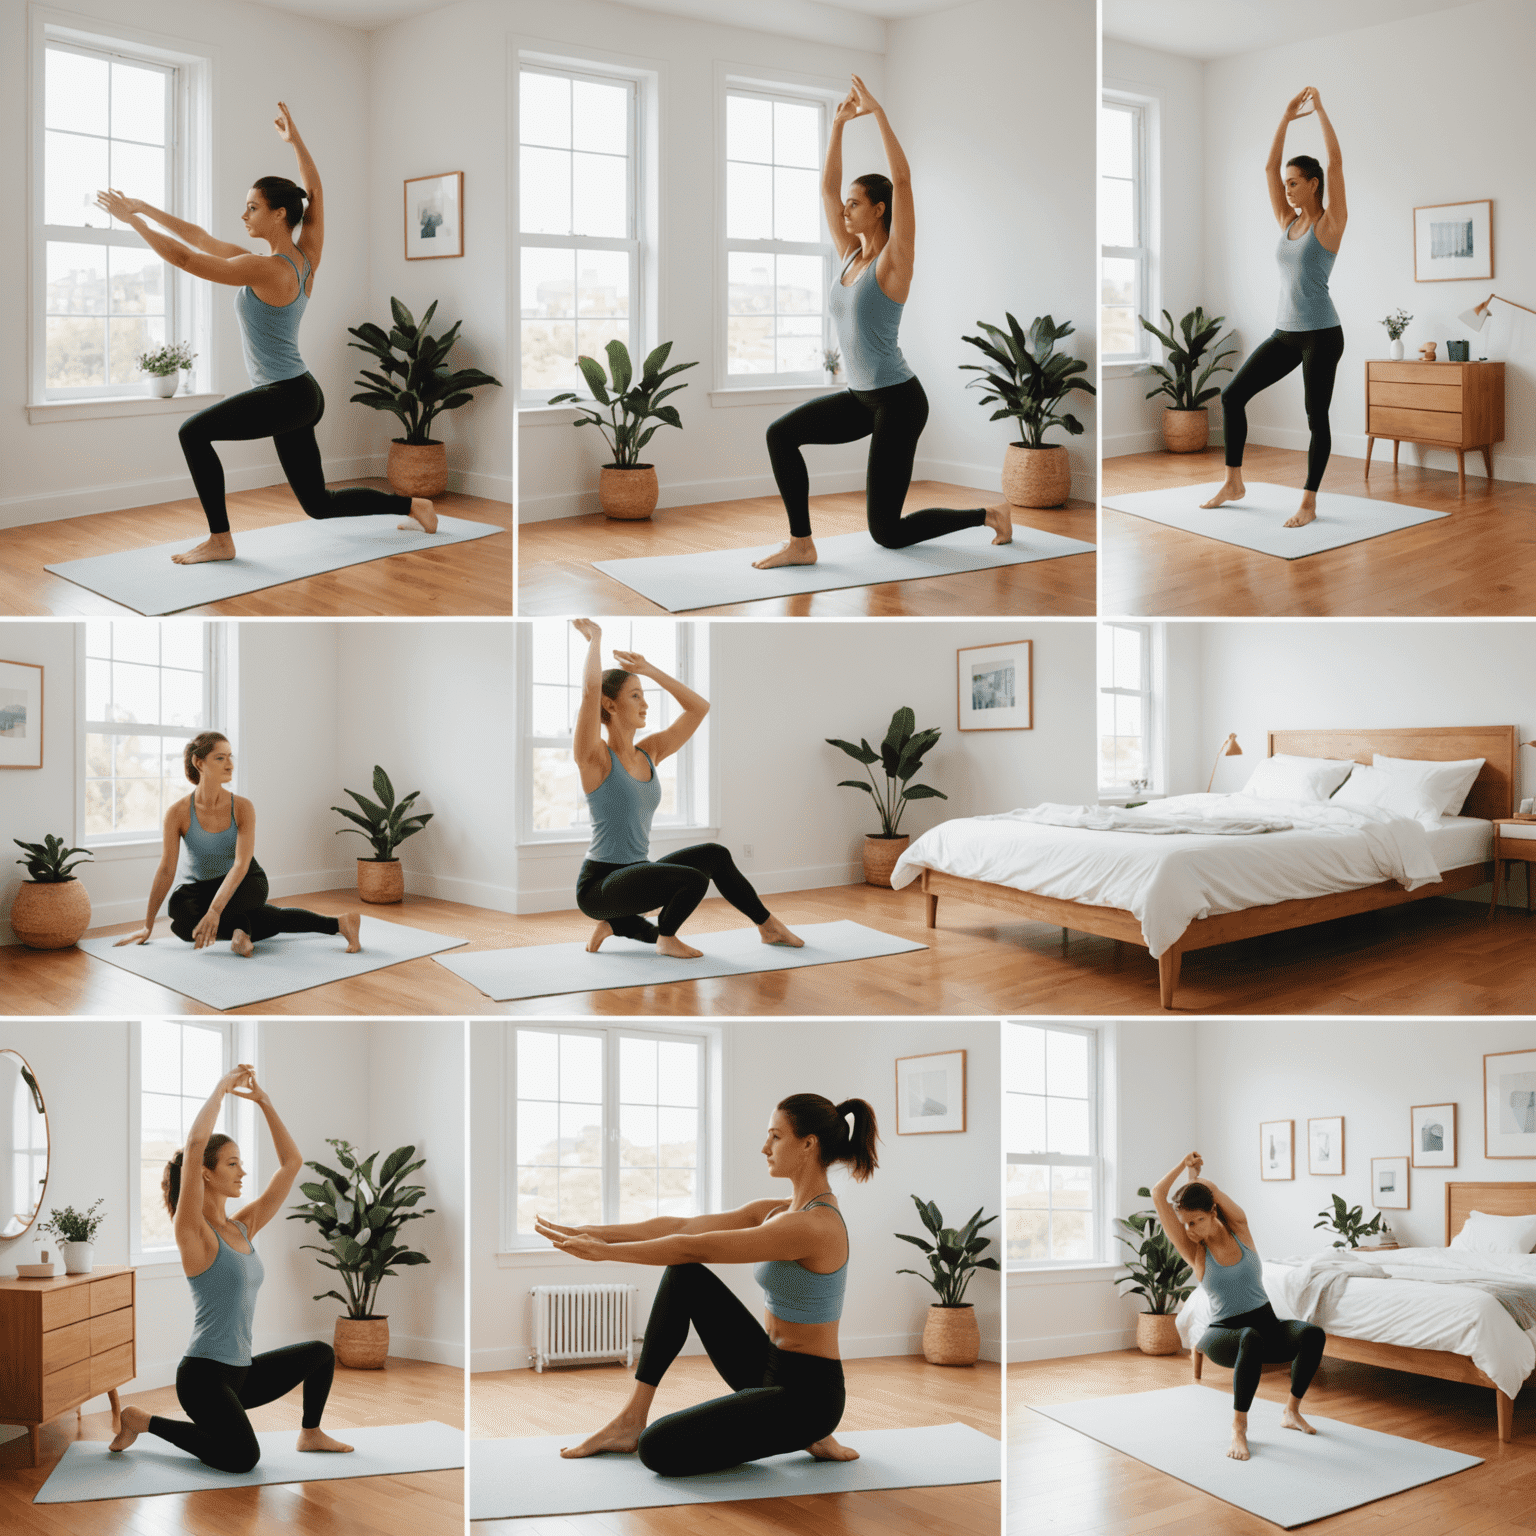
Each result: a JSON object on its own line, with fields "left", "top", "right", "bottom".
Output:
{"left": 1490, "top": 819, "right": 1536, "bottom": 917}
{"left": 1364, "top": 359, "right": 1505, "bottom": 494}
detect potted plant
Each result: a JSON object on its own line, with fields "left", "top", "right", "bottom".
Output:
{"left": 38, "top": 1199, "right": 106, "bottom": 1275}
{"left": 136, "top": 340, "right": 197, "bottom": 398}
{"left": 1314, "top": 1193, "right": 1386, "bottom": 1249}
{"left": 1114, "top": 1186, "right": 1195, "bottom": 1355}
{"left": 1139, "top": 307, "right": 1238, "bottom": 453}
{"left": 823, "top": 347, "right": 842, "bottom": 385}
{"left": 961, "top": 313, "right": 1095, "bottom": 509}
{"left": 549, "top": 339, "right": 699, "bottom": 520}
{"left": 1381, "top": 307, "right": 1413, "bottom": 362}
{"left": 331, "top": 766, "right": 433, "bottom": 905}
{"left": 827, "top": 707, "right": 947, "bottom": 887}
{"left": 288, "top": 1139, "right": 432, "bottom": 1369}
{"left": 896, "top": 1196, "right": 1000, "bottom": 1366}
{"left": 348, "top": 297, "right": 502, "bottom": 497}
{"left": 11, "top": 835, "right": 94, "bottom": 949}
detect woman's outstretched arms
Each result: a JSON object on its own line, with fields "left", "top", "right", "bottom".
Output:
{"left": 571, "top": 619, "right": 609, "bottom": 792}
{"left": 230, "top": 1071, "right": 305, "bottom": 1238}
{"left": 542, "top": 1205, "right": 833, "bottom": 1267}
{"left": 96, "top": 190, "right": 270, "bottom": 288}
{"left": 627, "top": 651, "right": 709, "bottom": 765}
{"left": 1310, "top": 89, "right": 1347, "bottom": 242}
{"left": 114, "top": 801, "right": 182, "bottom": 947}
{"left": 1151, "top": 1152, "right": 1203, "bottom": 1267}
{"left": 822, "top": 88, "right": 858, "bottom": 261}
{"left": 115, "top": 197, "right": 248, "bottom": 258}
{"left": 275, "top": 101, "right": 325, "bottom": 270}
{"left": 535, "top": 1199, "right": 786, "bottom": 1247}
{"left": 1266, "top": 89, "right": 1312, "bottom": 228}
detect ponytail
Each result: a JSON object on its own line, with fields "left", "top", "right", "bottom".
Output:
{"left": 163, "top": 1132, "right": 234, "bottom": 1215}
{"left": 778, "top": 1093, "right": 880, "bottom": 1182}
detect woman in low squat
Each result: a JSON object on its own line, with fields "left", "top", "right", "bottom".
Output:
{"left": 571, "top": 618, "right": 801, "bottom": 958}
{"left": 1153, "top": 1152, "right": 1325, "bottom": 1461}
{"left": 115, "top": 730, "right": 362, "bottom": 958}
{"left": 753, "top": 74, "right": 1012, "bottom": 571}
{"left": 539, "top": 1093, "right": 878, "bottom": 1473}
{"left": 109, "top": 1064, "right": 353, "bottom": 1471}
{"left": 95, "top": 100, "right": 436, "bottom": 565}
{"left": 1202, "top": 87, "right": 1347, "bottom": 529}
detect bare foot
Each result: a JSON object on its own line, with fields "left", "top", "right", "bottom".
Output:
{"left": 109, "top": 1405, "right": 152, "bottom": 1452}
{"left": 1200, "top": 479, "right": 1246, "bottom": 509}
{"left": 172, "top": 534, "right": 237, "bottom": 565}
{"left": 296, "top": 1427, "right": 354, "bottom": 1453}
{"left": 1227, "top": 1426, "right": 1251, "bottom": 1461}
{"left": 586, "top": 921, "right": 613, "bottom": 953}
{"left": 338, "top": 912, "right": 362, "bottom": 953}
{"left": 758, "top": 915, "right": 804, "bottom": 948}
{"left": 559, "top": 1418, "right": 644, "bottom": 1458}
{"left": 1283, "top": 497, "right": 1317, "bottom": 529}
{"left": 753, "top": 537, "right": 817, "bottom": 570}
{"left": 806, "top": 1435, "right": 859, "bottom": 1461}
{"left": 984, "top": 502, "right": 1014, "bottom": 545}
{"left": 399, "top": 497, "right": 438, "bottom": 534}
{"left": 1281, "top": 1404, "right": 1317, "bottom": 1435}
{"left": 656, "top": 934, "right": 703, "bottom": 959}
{"left": 231, "top": 929, "right": 254, "bottom": 958}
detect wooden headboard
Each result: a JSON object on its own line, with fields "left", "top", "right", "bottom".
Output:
{"left": 1445, "top": 1181, "right": 1536, "bottom": 1246}
{"left": 1267, "top": 725, "right": 1518, "bottom": 821}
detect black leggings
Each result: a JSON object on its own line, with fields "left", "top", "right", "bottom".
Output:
{"left": 1199, "top": 1303, "right": 1326, "bottom": 1413}
{"left": 766, "top": 376, "right": 987, "bottom": 546}
{"left": 1221, "top": 326, "right": 1345, "bottom": 492}
{"left": 168, "top": 863, "right": 340, "bottom": 945}
{"left": 178, "top": 372, "right": 413, "bottom": 535}
{"left": 634, "top": 1263, "right": 845, "bottom": 1476}
{"left": 147, "top": 1342, "right": 336, "bottom": 1474}
{"left": 577, "top": 842, "right": 770, "bottom": 940}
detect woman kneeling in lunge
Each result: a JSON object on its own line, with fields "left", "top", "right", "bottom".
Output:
{"left": 110, "top": 1065, "right": 353, "bottom": 1470}
{"left": 571, "top": 618, "right": 801, "bottom": 958}
{"left": 1154, "top": 1152, "right": 1325, "bottom": 1461}
{"left": 539, "top": 1093, "right": 878, "bottom": 1473}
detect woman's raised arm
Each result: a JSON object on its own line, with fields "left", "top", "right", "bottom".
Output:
{"left": 822, "top": 90, "right": 858, "bottom": 261}
{"left": 174, "top": 1067, "right": 252, "bottom": 1262}
{"left": 1266, "top": 89, "right": 1312, "bottom": 229}
{"left": 535, "top": 1199, "right": 786, "bottom": 1248}
{"left": 626, "top": 651, "right": 708, "bottom": 765}
{"left": 275, "top": 101, "right": 324, "bottom": 269}
{"left": 1310, "top": 89, "right": 1347, "bottom": 240}
{"left": 230, "top": 1071, "right": 305, "bottom": 1238}
{"left": 543, "top": 1205, "right": 830, "bottom": 1268}
{"left": 571, "top": 619, "right": 608, "bottom": 790}
{"left": 851, "top": 76, "right": 913, "bottom": 300}
{"left": 1150, "top": 1152, "right": 1203, "bottom": 1267}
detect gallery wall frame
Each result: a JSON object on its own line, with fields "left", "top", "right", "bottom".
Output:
{"left": 405, "top": 170, "right": 464, "bottom": 260}
{"left": 1372, "top": 1155, "right": 1410, "bottom": 1210}
{"left": 1308, "top": 1115, "right": 1344, "bottom": 1176}
{"left": 1485, "top": 1049, "right": 1536, "bottom": 1159}
{"left": 1413, "top": 198, "right": 1492, "bottom": 283}
{"left": 895, "top": 1049, "right": 966, "bottom": 1135}
{"left": 1260, "top": 1118, "right": 1294, "bottom": 1181}
{"left": 1411, "top": 1102, "right": 1458, "bottom": 1169}
{"left": 957, "top": 639, "right": 1031, "bottom": 731}
{"left": 0, "top": 659, "right": 43, "bottom": 769}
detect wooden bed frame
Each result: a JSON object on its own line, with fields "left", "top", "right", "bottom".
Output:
{"left": 919, "top": 724, "right": 1517, "bottom": 1008}
{"left": 1192, "top": 1181, "right": 1536, "bottom": 1441}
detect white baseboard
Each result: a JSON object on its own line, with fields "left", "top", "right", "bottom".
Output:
{"left": 1103, "top": 428, "right": 1169, "bottom": 459}
{"left": 1008, "top": 1327, "right": 1138, "bottom": 1362}
{"left": 403, "top": 870, "right": 519, "bottom": 916}
{"left": 513, "top": 863, "right": 863, "bottom": 915}
{"left": 447, "top": 466, "right": 515, "bottom": 505}
{"left": 515, "top": 467, "right": 869, "bottom": 524}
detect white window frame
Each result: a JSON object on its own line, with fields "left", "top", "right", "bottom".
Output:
{"left": 1097, "top": 620, "right": 1166, "bottom": 802}
{"left": 1101, "top": 91, "right": 1155, "bottom": 370}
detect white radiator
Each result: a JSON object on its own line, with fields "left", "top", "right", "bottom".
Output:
{"left": 530, "top": 1284, "right": 638, "bottom": 1372}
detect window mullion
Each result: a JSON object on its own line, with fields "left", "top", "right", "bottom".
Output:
{"left": 603, "top": 1028, "right": 619, "bottom": 1226}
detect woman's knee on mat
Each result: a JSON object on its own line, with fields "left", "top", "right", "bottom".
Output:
{"left": 636, "top": 1420, "right": 691, "bottom": 1475}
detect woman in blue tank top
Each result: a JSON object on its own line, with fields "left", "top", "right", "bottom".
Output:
{"left": 753, "top": 74, "right": 1013, "bottom": 573}
{"left": 95, "top": 101, "right": 436, "bottom": 566}
{"left": 108, "top": 1065, "right": 353, "bottom": 1471}
{"left": 537, "top": 1092, "right": 880, "bottom": 1475}
{"left": 1202, "top": 87, "right": 1348, "bottom": 529}
{"left": 1153, "top": 1153, "right": 1326, "bottom": 1462}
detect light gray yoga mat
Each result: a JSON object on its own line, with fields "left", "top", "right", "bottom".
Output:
{"left": 45, "top": 514, "right": 503, "bottom": 614}
{"left": 592, "top": 523, "right": 1094, "bottom": 611}
{"left": 35, "top": 1420, "right": 463, "bottom": 1503}
{"left": 470, "top": 1421, "right": 998, "bottom": 1519}
{"left": 433, "top": 918, "right": 927, "bottom": 1001}
{"left": 78, "top": 915, "right": 468, "bottom": 1011}
{"left": 1034, "top": 1384, "right": 1481, "bottom": 1529}
{"left": 1104, "top": 481, "right": 1448, "bottom": 559}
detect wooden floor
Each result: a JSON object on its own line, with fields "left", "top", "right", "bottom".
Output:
{"left": 1, "top": 480, "right": 514, "bottom": 616}
{"left": 1012, "top": 1348, "right": 1536, "bottom": 1535}
{"left": 516, "top": 480, "right": 1096, "bottom": 616}
{"left": 1100, "top": 444, "right": 1536, "bottom": 616}
{"left": 471, "top": 1354, "right": 1000, "bottom": 1534}
{"left": 0, "top": 1356, "right": 463, "bottom": 1536}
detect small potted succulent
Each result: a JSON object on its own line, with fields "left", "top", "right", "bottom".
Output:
{"left": 331, "top": 766, "right": 433, "bottom": 905}
{"left": 38, "top": 1199, "right": 107, "bottom": 1275}
{"left": 827, "top": 707, "right": 947, "bottom": 887}
{"left": 896, "top": 1196, "right": 1000, "bottom": 1366}
{"left": 1381, "top": 308, "right": 1413, "bottom": 362}
{"left": 1114, "top": 1186, "right": 1195, "bottom": 1354}
{"left": 11, "top": 834, "right": 94, "bottom": 949}
{"left": 136, "top": 341, "right": 197, "bottom": 398}
{"left": 1140, "top": 308, "right": 1238, "bottom": 453}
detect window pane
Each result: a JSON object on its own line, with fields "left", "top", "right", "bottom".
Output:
{"left": 110, "top": 661, "right": 158, "bottom": 723}
{"left": 1101, "top": 177, "right": 1134, "bottom": 248}
{"left": 531, "top": 620, "right": 569, "bottom": 686}
{"left": 47, "top": 242, "right": 108, "bottom": 314}
{"left": 141, "top": 1163, "right": 174, "bottom": 1248}
{"left": 520, "top": 146, "right": 571, "bottom": 235}
{"left": 516, "top": 1100, "right": 557, "bottom": 1165}
{"left": 110, "top": 246, "right": 165, "bottom": 317}
{"left": 161, "top": 622, "right": 205, "bottom": 672}
{"left": 112, "top": 622, "right": 159, "bottom": 667}
{"left": 773, "top": 167, "right": 819, "bottom": 243}
{"left": 1008, "top": 1164, "right": 1047, "bottom": 1208}
{"left": 1007, "top": 1092, "right": 1046, "bottom": 1155}
{"left": 560, "top": 1033, "right": 602, "bottom": 1104}
{"left": 1053, "top": 1164, "right": 1093, "bottom": 1209}
{"left": 85, "top": 732, "right": 111, "bottom": 777}
{"left": 111, "top": 61, "right": 165, "bottom": 144}
{"left": 1102, "top": 256, "right": 1136, "bottom": 311}
{"left": 84, "top": 776, "right": 112, "bottom": 836}
{"left": 774, "top": 101, "right": 819, "bottom": 169}
{"left": 108, "top": 141, "right": 165, "bottom": 227}
{"left": 523, "top": 247, "right": 575, "bottom": 318}
{"left": 531, "top": 747, "right": 586, "bottom": 831}
{"left": 521, "top": 71, "right": 570, "bottom": 149}
{"left": 620, "top": 1036, "right": 657, "bottom": 1103}
{"left": 1115, "top": 693, "right": 1142, "bottom": 742}
{"left": 560, "top": 1167, "right": 602, "bottom": 1226}
{"left": 47, "top": 316, "right": 105, "bottom": 391}
{"left": 728, "top": 251, "right": 771, "bottom": 317}
{"left": 573, "top": 79, "right": 627, "bottom": 156}
{"left": 659, "top": 1166, "right": 696, "bottom": 1217}
{"left": 182, "top": 1025, "right": 221, "bottom": 1095}
{"left": 516, "top": 1165, "right": 557, "bottom": 1233}
{"left": 518, "top": 1029, "right": 559, "bottom": 1100}
{"left": 558, "top": 1103, "right": 602, "bottom": 1166}
{"left": 45, "top": 129, "right": 109, "bottom": 228}
{"left": 47, "top": 48, "right": 109, "bottom": 135}
{"left": 1005, "top": 1024, "right": 1045, "bottom": 1094}
{"left": 1112, "top": 625, "right": 1142, "bottom": 689}
{"left": 656, "top": 1040, "right": 697, "bottom": 1106}
{"left": 576, "top": 250, "right": 629, "bottom": 317}
{"left": 620, "top": 1104, "right": 657, "bottom": 1166}
{"left": 728, "top": 316, "right": 773, "bottom": 374}
{"left": 776, "top": 318, "right": 821, "bottom": 374}
{"left": 1052, "top": 1208, "right": 1091, "bottom": 1262}
{"left": 1101, "top": 105, "right": 1133, "bottom": 179}
{"left": 1103, "top": 307, "right": 1137, "bottom": 357}
{"left": 777, "top": 254, "right": 823, "bottom": 315}
{"left": 142, "top": 1019, "right": 182, "bottom": 1094}
{"left": 619, "top": 1166, "right": 657, "bottom": 1223}
{"left": 530, "top": 683, "right": 570, "bottom": 738}
{"left": 109, "top": 315, "right": 165, "bottom": 384}
{"left": 1046, "top": 1030, "right": 1088, "bottom": 1098}
{"left": 576, "top": 318, "right": 629, "bottom": 373}
{"left": 657, "top": 1107, "right": 696, "bottom": 1166}
{"left": 114, "top": 777, "right": 162, "bottom": 835}
{"left": 727, "top": 162, "right": 773, "bottom": 240}
{"left": 571, "top": 152, "right": 626, "bottom": 239}
{"left": 1047, "top": 1097, "right": 1090, "bottom": 1156}
{"left": 727, "top": 95, "right": 772, "bottom": 163}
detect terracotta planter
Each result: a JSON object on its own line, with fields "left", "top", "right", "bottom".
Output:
{"left": 1136, "top": 1312, "right": 1183, "bottom": 1356}
{"left": 357, "top": 858, "right": 404, "bottom": 905}
{"left": 1002, "top": 443, "right": 1071, "bottom": 508}
{"left": 1162, "top": 407, "right": 1210, "bottom": 454}
{"left": 387, "top": 439, "right": 447, "bottom": 497}
{"left": 334, "top": 1315, "right": 389, "bottom": 1370}
{"left": 922, "top": 1304, "right": 980, "bottom": 1366}
{"left": 10, "top": 880, "right": 92, "bottom": 949}
{"left": 862, "top": 834, "right": 910, "bottom": 888}
{"left": 599, "top": 464, "right": 660, "bottom": 520}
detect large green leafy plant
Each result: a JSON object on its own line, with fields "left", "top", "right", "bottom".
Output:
{"left": 1140, "top": 307, "right": 1238, "bottom": 410}
{"left": 961, "top": 313, "right": 1096, "bottom": 448}
{"left": 1315, "top": 1193, "right": 1386, "bottom": 1250}
{"left": 549, "top": 340, "right": 699, "bottom": 468}
{"left": 288, "top": 1139, "right": 432, "bottom": 1320}
{"left": 331, "top": 766, "right": 433, "bottom": 862}
{"left": 896, "top": 1196, "right": 1001, "bottom": 1306}
{"left": 14, "top": 835, "right": 93, "bottom": 883}
{"left": 1114, "top": 1187, "right": 1195, "bottom": 1315}
{"left": 828, "top": 707, "right": 947, "bottom": 837}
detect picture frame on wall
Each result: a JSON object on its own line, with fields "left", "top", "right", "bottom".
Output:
{"left": 1413, "top": 198, "right": 1492, "bottom": 283}
{"left": 1485, "top": 1049, "right": 1536, "bottom": 1159}
{"left": 404, "top": 171, "right": 464, "bottom": 260}
{"left": 0, "top": 659, "right": 43, "bottom": 770}
{"left": 1260, "top": 1119, "right": 1294, "bottom": 1181}
{"left": 1372, "top": 1155, "right": 1410, "bottom": 1210}
{"left": 1308, "top": 1116, "right": 1345, "bottom": 1176}
{"left": 1411, "top": 1102, "right": 1458, "bottom": 1168}
{"left": 895, "top": 1049, "right": 966, "bottom": 1135}
{"left": 956, "top": 639, "right": 1031, "bottom": 731}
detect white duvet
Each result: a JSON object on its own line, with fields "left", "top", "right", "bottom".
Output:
{"left": 889, "top": 792, "right": 1443, "bottom": 957}
{"left": 1176, "top": 1248, "right": 1536, "bottom": 1400}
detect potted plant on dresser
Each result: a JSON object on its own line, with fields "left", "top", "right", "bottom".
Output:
{"left": 10, "top": 835, "right": 94, "bottom": 949}
{"left": 1114, "top": 1186, "right": 1195, "bottom": 1354}
{"left": 827, "top": 707, "right": 947, "bottom": 887}
{"left": 288, "top": 1138, "right": 433, "bottom": 1369}
{"left": 896, "top": 1196, "right": 1000, "bottom": 1366}
{"left": 331, "top": 766, "right": 433, "bottom": 904}
{"left": 1139, "top": 307, "right": 1237, "bottom": 453}
{"left": 38, "top": 1200, "right": 106, "bottom": 1275}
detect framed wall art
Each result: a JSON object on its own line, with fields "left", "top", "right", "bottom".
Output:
{"left": 895, "top": 1049, "right": 966, "bottom": 1135}
{"left": 1372, "top": 1155, "right": 1410, "bottom": 1210}
{"left": 405, "top": 171, "right": 464, "bottom": 260}
{"left": 0, "top": 659, "right": 43, "bottom": 769}
{"left": 1414, "top": 199, "right": 1492, "bottom": 283}
{"left": 1308, "top": 1116, "right": 1344, "bottom": 1176}
{"left": 1485, "top": 1049, "right": 1536, "bottom": 1158}
{"left": 1410, "top": 1102, "right": 1457, "bottom": 1168}
{"left": 1260, "top": 1119, "right": 1293, "bottom": 1181}
{"left": 957, "top": 639, "right": 1031, "bottom": 731}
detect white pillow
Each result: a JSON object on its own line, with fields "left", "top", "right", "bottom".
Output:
{"left": 1240, "top": 754, "right": 1356, "bottom": 802}
{"left": 1373, "top": 754, "right": 1485, "bottom": 817}
{"left": 1449, "top": 1209, "right": 1536, "bottom": 1254}
{"left": 1332, "top": 764, "right": 1444, "bottom": 827}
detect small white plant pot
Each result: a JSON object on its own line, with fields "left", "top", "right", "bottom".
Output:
{"left": 1389, "top": 339, "right": 1405, "bottom": 361}
{"left": 60, "top": 1241, "right": 95, "bottom": 1275}
{"left": 147, "top": 374, "right": 179, "bottom": 398}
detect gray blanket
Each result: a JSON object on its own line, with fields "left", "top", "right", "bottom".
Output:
{"left": 1274, "top": 1253, "right": 1392, "bottom": 1324}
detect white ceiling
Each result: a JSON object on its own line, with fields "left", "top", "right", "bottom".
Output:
{"left": 1103, "top": 0, "right": 1488, "bottom": 61}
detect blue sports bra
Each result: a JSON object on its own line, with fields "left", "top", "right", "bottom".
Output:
{"left": 754, "top": 1197, "right": 848, "bottom": 1324}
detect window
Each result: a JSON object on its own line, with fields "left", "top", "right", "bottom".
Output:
{"left": 508, "top": 1025, "right": 707, "bottom": 1245}
{"left": 723, "top": 86, "right": 829, "bottom": 386}
{"left": 1006, "top": 1023, "right": 1100, "bottom": 1265}
{"left": 1098, "top": 621, "right": 1160, "bottom": 798}
{"left": 1101, "top": 95, "right": 1151, "bottom": 364}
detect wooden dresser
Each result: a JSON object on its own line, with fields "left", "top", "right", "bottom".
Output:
{"left": 0, "top": 1267, "right": 135, "bottom": 1466}
{"left": 1364, "top": 359, "right": 1504, "bottom": 493}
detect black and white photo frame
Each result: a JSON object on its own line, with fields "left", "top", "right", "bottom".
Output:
{"left": 895, "top": 1049, "right": 966, "bottom": 1135}
{"left": 1485, "top": 1049, "right": 1536, "bottom": 1159}
{"left": 957, "top": 639, "right": 1031, "bottom": 731}
{"left": 1308, "top": 1115, "right": 1344, "bottom": 1176}
{"left": 1372, "top": 1155, "right": 1410, "bottom": 1210}
{"left": 1411, "top": 1102, "right": 1457, "bottom": 1168}
{"left": 405, "top": 171, "right": 464, "bottom": 260}
{"left": 1260, "top": 1118, "right": 1293, "bottom": 1181}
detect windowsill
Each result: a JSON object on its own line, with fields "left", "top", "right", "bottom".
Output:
{"left": 1009, "top": 1261, "right": 1124, "bottom": 1285}
{"left": 517, "top": 404, "right": 587, "bottom": 427}
{"left": 129, "top": 1258, "right": 187, "bottom": 1280}
{"left": 518, "top": 826, "right": 720, "bottom": 854}
{"left": 1098, "top": 794, "right": 1165, "bottom": 807}
{"left": 1102, "top": 360, "right": 1153, "bottom": 380}
{"left": 708, "top": 385, "right": 839, "bottom": 408}
{"left": 82, "top": 839, "right": 164, "bottom": 861}
{"left": 28, "top": 392, "right": 224, "bottom": 425}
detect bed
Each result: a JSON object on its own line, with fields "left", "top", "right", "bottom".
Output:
{"left": 1181, "top": 1182, "right": 1536, "bottom": 1441}
{"left": 894, "top": 724, "right": 1515, "bottom": 1009}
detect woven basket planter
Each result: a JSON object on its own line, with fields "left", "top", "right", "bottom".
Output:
{"left": 387, "top": 440, "right": 447, "bottom": 497}
{"left": 599, "top": 464, "right": 660, "bottom": 520}
{"left": 862, "top": 835, "right": 909, "bottom": 888}
{"left": 10, "top": 880, "right": 92, "bottom": 949}
{"left": 1002, "top": 443, "right": 1071, "bottom": 508}
{"left": 922, "top": 1304, "right": 980, "bottom": 1366}
{"left": 334, "top": 1316, "right": 389, "bottom": 1370}
{"left": 1162, "top": 408, "right": 1210, "bottom": 454}
{"left": 1136, "top": 1312, "right": 1183, "bottom": 1356}
{"left": 357, "top": 859, "right": 404, "bottom": 905}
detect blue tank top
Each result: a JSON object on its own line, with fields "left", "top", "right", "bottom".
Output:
{"left": 585, "top": 747, "right": 661, "bottom": 864}
{"left": 1275, "top": 220, "right": 1340, "bottom": 331}
{"left": 753, "top": 1197, "right": 848, "bottom": 1324}
{"left": 186, "top": 1220, "right": 264, "bottom": 1366}
{"left": 182, "top": 794, "right": 237, "bottom": 881}
{"left": 233, "top": 250, "right": 312, "bottom": 387}
{"left": 829, "top": 253, "right": 914, "bottom": 391}
{"left": 1200, "top": 1238, "right": 1270, "bottom": 1323}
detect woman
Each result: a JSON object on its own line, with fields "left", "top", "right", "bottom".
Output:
{"left": 114, "top": 730, "right": 362, "bottom": 958}
{"left": 1153, "top": 1152, "right": 1325, "bottom": 1461}
{"left": 538, "top": 1093, "right": 879, "bottom": 1474}
{"left": 752, "top": 74, "right": 1012, "bottom": 571}
{"left": 95, "top": 101, "right": 436, "bottom": 566}
{"left": 1202, "top": 87, "right": 1347, "bottom": 529}
{"left": 571, "top": 618, "right": 802, "bottom": 958}
{"left": 108, "top": 1064, "right": 353, "bottom": 1471}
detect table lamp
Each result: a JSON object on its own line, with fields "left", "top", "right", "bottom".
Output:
{"left": 1458, "top": 294, "right": 1536, "bottom": 360}
{"left": 1207, "top": 733, "right": 1242, "bottom": 793}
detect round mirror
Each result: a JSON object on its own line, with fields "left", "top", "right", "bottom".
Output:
{"left": 0, "top": 1051, "right": 49, "bottom": 1240}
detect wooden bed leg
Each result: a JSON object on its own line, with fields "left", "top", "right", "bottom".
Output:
{"left": 924, "top": 893, "right": 937, "bottom": 929}
{"left": 1192, "top": 1350, "right": 1203, "bottom": 1382}
{"left": 1489, "top": 858, "right": 1503, "bottom": 918}
{"left": 1456, "top": 448, "right": 1467, "bottom": 495}
{"left": 1392, "top": 438, "right": 1400, "bottom": 470}
{"left": 1498, "top": 1389, "right": 1514, "bottom": 1442}
{"left": 1158, "top": 949, "right": 1182, "bottom": 1010}
{"left": 1364, "top": 436, "right": 1374, "bottom": 478}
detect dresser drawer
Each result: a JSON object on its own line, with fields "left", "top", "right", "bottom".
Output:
{"left": 1369, "top": 405, "right": 1462, "bottom": 443}
{"left": 90, "top": 1274, "right": 132, "bottom": 1317}
{"left": 1368, "top": 361, "right": 1464, "bottom": 386}
{"left": 40, "top": 1358, "right": 91, "bottom": 1421}
{"left": 39, "top": 1286, "right": 90, "bottom": 1333}
{"left": 90, "top": 1342, "right": 134, "bottom": 1397}
{"left": 1370, "top": 381, "right": 1462, "bottom": 412}
{"left": 90, "top": 1307, "right": 134, "bottom": 1355}
{"left": 40, "top": 1317, "right": 92, "bottom": 1375}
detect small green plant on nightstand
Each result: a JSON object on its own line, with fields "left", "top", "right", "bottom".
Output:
{"left": 1314, "top": 1193, "right": 1385, "bottom": 1249}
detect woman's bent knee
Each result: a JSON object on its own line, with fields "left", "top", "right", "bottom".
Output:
{"left": 636, "top": 1424, "right": 681, "bottom": 1475}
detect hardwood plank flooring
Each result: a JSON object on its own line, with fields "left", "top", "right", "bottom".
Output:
{"left": 1100, "top": 445, "right": 1536, "bottom": 616}
{"left": 471, "top": 1354, "right": 999, "bottom": 1535}
{"left": 516, "top": 482, "right": 1095, "bottom": 617}
{"left": 0, "top": 1356, "right": 463, "bottom": 1536}
{"left": 0, "top": 480, "right": 514, "bottom": 616}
